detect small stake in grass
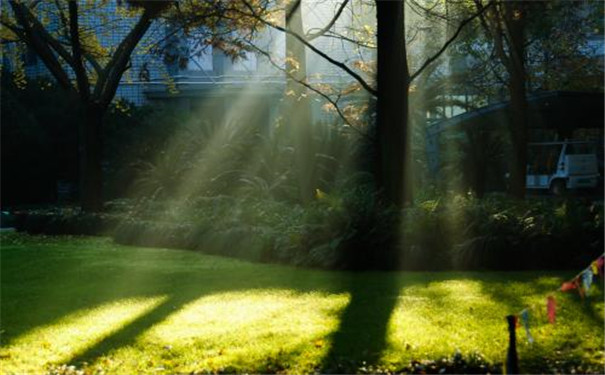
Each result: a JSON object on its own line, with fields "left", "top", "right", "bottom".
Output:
{"left": 505, "top": 315, "right": 519, "bottom": 374}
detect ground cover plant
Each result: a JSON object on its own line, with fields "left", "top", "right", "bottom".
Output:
{"left": 1, "top": 233, "right": 603, "bottom": 374}
{"left": 13, "top": 194, "right": 604, "bottom": 271}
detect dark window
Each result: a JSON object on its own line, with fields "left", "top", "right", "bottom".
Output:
{"left": 567, "top": 143, "right": 596, "bottom": 155}
{"left": 23, "top": 47, "right": 38, "bottom": 66}
{"left": 528, "top": 145, "right": 562, "bottom": 174}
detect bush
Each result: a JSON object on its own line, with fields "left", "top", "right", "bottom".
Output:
{"left": 1, "top": 77, "right": 78, "bottom": 206}
{"left": 14, "top": 208, "right": 118, "bottom": 236}
{"left": 13, "top": 193, "right": 603, "bottom": 271}
{"left": 402, "top": 193, "right": 603, "bottom": 270}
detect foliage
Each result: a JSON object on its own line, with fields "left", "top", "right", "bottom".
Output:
{"left": 1, "top": 76, "right": 78, "bottom": 206}
{"left": 450, "top": 0, "right": 603, "bottom": 101}
{"left": 106, "top": 101, "right": 361, "bottom": 204}
{"left": 402, "top": 193, "right": 603, "bottom": 270}
{"left": 0, "top": 75, "right": 141, "bottom": 207}
{"left": 0, "top": 0, "right": 265, "bottom": 211}
{"left": 13, "top": 192, "right": 603, "bottom": 272}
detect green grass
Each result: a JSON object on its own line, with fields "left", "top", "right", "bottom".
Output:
{"left": 1, "top": 233, "right": 603, "bottom": 374}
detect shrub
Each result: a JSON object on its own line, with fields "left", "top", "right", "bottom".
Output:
{"left": 12, "top": 193, "right": 603, "bottom": 271}
{"left": 13, "top": 208, "right": 118, "bottom": 236}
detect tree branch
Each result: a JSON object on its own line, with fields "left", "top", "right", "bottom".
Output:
{"left": 11, "top": 0, "right": 76, "bottom": 67}
{"left": 410, "top": 2, "right": 493, "bottom": 82}
{"left": 475, "top": 0, "right": 510, "bottom": 70}
{"left": 8, "top": 0, "right": 72, "bottom": 89}
{"left": 0, "top": 19, "right": 26, "bottom": 40}
{"left": 306, "top": 0, "right": 350, "bottom": 41}
{"left": 53, "top": 0, "right": 70, "bottom": 39}
{"left": 83, "top": 51, "right": 103, "bottom": 76}
{"left": 68, "top": 1, "right": 90, "bottom": 101}
{"left": 95, "top": 8, "right": 156, "bottom": 108}
{"left": 239, "top": 0, "right": 377, "bottom": 96}
{"left": 248, "top": 41, "right": 371, "bottom": 139}
{"left": 322, "top": 30, "right": 375, "bottom": 49}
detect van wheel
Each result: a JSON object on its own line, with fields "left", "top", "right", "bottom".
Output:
{"left": 550, "top": 179, "right": 567, "bottom": 196}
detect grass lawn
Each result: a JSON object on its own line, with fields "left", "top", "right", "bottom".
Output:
{"left": 1, "top": 233, "right": 603, "bottom": 374}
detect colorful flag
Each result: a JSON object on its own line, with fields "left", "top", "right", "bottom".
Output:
{"left": 520, "top": 309, "right": 534, "bottom": 344}
{"left": 574, "top": 277, "right": 585, "bottom": 299}
{"left": 591, "top": 261, "right": 599, "bottom": 277}
{"left": 560, "top": 281, "right": 577, "bottom": 292}
{"left": 547, "top": 296, "right": 556, "bottom": 324}
{"left": 582, "top": 269, "right": 593, "bottom": 296}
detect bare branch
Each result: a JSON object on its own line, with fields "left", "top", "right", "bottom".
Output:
{"left": 475, "top": 0, "right": 510, "bottom": 70}
{"left": 248, "top": 42, "right": 371, "bottom": 139}
{"left": 322, "top": 30, "right": 375, "bottom": 49}
{"left": 306, "top": 0, "right": 350, "bottom": 41}
{"left": 410, "top": 2, "right": 493, "bottom": 82}
{"left": 239, "top": 0, "right": 377, "bottom": 96}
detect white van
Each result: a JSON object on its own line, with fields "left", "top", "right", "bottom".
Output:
{"left": 526, "top": 141, "right": 600, "bottom": 195}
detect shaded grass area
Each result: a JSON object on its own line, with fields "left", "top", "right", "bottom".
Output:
{"left": 1, "top": 233, "right": 603, "bottom": 374}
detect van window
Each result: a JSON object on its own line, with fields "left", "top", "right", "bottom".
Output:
{"left": 567, "top": 143, "right": 596, "bottom": 155}
{"left": 528, "top": 144, "right": 561, "bottom": 174}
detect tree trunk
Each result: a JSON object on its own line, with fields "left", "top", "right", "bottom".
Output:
{"left": 79, "top": 104, "right": 104, "bottom": 212}
{"left": 508, "top": 74, "right": 528, "bottom": 199}
{"left": 285, "top": 0, "right": 315, "bottom": 203}
{"left": 376, "top": 0, "right": 409, "bottom": 207}
{"left": 504, "top": 1, "right": 528, "bottom": 199}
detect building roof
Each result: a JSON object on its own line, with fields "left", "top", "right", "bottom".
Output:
{"left": 427, "top": 91, "right": 604, "bottom": 136}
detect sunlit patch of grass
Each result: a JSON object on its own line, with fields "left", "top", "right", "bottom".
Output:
{"left": 382, "top": 276, "right": 604, "bottom": 372}
{"left": 88, "top": 290, "right": 349, "bottom": 374}
{"left": 1, "top": 233, "right": 603, "bottom": 374}
{"left": 0, "top": 297, "right": 166, "bottom": 374}
{"left": 385, "top": 279, "right": 521, "bottom": 363}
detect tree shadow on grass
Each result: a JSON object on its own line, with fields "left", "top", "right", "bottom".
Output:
{"left": 1, "top": 233, "right": 429, "bottom": 373}
{"left": 65, "top": 292, "right": 197, "bottom": 366}
{"left": 2, "top": 236, "right": 418, "bottom": 374}
{"left": 320, "top": 271, "right": 401, "bottom": 373}
{"left": 0, "top": 241, "right": 330, "bottom": 342}
{"left": 1, "top": 238, "right": 364, "bottom": 370}
{"left": 14, "top": 237, "right": 582, "bottom": 373}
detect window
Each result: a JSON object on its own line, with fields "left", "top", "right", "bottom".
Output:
{"left": 232, "top": 51, "right": 257, "bottom": 72}
{"left": 528, "top": 145, "right": 562, "bottom": 174}
{"left": 187, "top": 43, "right": 213, "bottom": 71}
{"left": 23, "top": 47, "right": 38, "bottom": 66}
{"left": 567, "top": 143, "right": 596, "bottom": 155}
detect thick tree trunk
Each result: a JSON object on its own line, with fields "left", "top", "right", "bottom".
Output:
{"left": 79, "top": 104, "right": 104, "bottom": 212}
{"left": 504, "top": 1, "right": 528, "bottom": 199}
{"left": 285, "top": 0, "right": 315, "bottom": 203}
{"left": 376, "top": 0, "right": 409, "bottom": 207}
{"left": 508, "top": 73, "right": 528, "bottom": 199}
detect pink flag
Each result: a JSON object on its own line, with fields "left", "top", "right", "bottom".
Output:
{"left": 547, "top": 296, "right": 556, "bottom": 324}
